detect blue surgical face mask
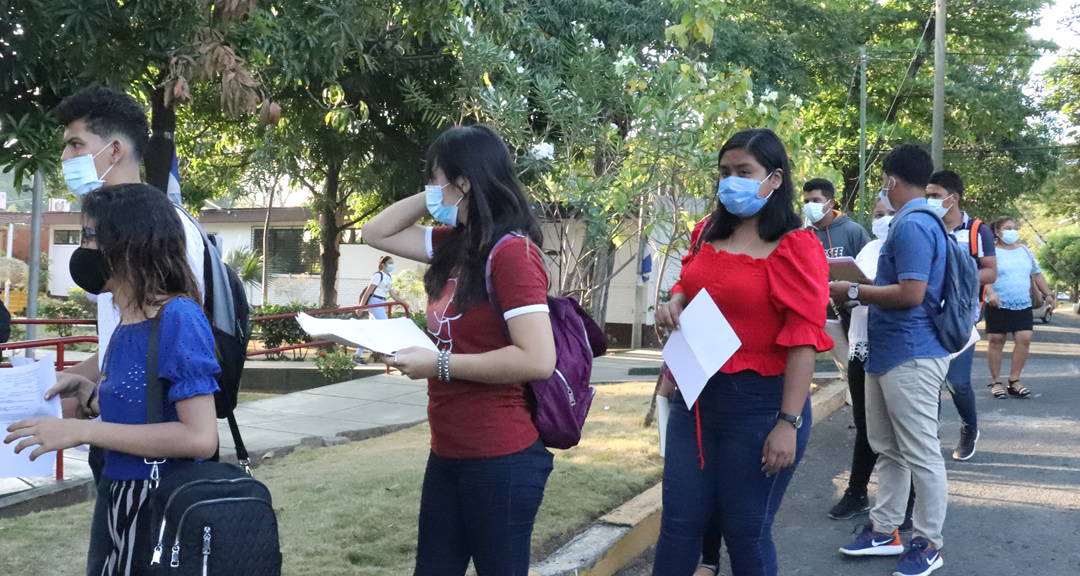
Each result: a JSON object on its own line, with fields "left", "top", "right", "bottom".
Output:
{"left": 802, "top": 200, "right": 831, "bottom": 224}
{"left": 62, "top": 142, "right": 115, "bottom": 197}
{"left": 1001, "top": 229, "right": 1019, "bottom": 245}
{"left": 385, "top": 263, "right": 395, "bottom": 273}
{"left": 717, "top": 174, "right": 775, "bottom": 218}
{"left": 878, "top": 178, "right": 895, "bottom": 212}
{"left": 425, "top": 183, "right": 463, "bottom": 226}
{"left": 926, "top": 197, "right": 948, "bottom": 219}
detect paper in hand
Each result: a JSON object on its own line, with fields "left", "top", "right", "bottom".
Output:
{"left": 828, "top": 257, "right": 870, "bottom": 283}
{"left": 296, "top": 313, "right": 438, "bottom": 355}
{"left": 662, "top": 290, "right": 742, "bottom": 410}
{"left": 0, "top": 354, "right": 61, "bottom": 479}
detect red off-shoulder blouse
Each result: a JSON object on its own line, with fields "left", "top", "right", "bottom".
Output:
{"left": 671, "top": 220, "right": 834, "bottom": 376}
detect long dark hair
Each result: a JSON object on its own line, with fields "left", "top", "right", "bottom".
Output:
{"left": 422, "top": 125, "right": 542, "bottom": 310}
{"left": 83, "top": 183, "right": 200, "bottom": 313}
{"left": 702, "top": 128, "right": 801, "bottom": 243}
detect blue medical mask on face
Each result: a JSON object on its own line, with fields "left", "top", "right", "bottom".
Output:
{"left": 878, "top": 184, "right": 895, "bottom": 213}
{"left": 802, "top": 200, "right": 831, "bottom": 224}
{"left": 385, "top": 263, "right": 394, "bottom": 273}
{"left": 717, "top": 174, "right": 775, "bottom": 218}
{"left": 1001, "top": 229, "right": 1019, "bottom": 245}
{"left": 926, "top": 197, "right": 948, "bottom": 219}
{"left": 62, "top": 142, "right": 115, "bottom": 197}
{"left": 425, "top": 183, "right": 463, "bottom": 226}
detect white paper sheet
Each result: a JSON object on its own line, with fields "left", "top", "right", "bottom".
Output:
{"left": 662, "top": 290, "right": 743, "bottom": 410}
{"left": 296, "top": 314, "right": 439, "bottom": 355}
{"left": 1, "top": 354, "right": 61, "bottom": 478}
{"left": 947, "top": 326, "right": 982, "bottom": 361}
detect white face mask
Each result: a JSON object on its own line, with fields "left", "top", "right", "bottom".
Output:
{"left": 872, "top": 215, "right": 894, "bottom": 239}
{"left": 62, "top": 142, "right": 115, "bottom": 196}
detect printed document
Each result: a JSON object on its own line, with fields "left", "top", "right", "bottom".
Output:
{"left": 662, "top": 290, "right": 742, "bottom": 410}
{"left": 297, "top": 314, "right": 438, "bottom": 355}
{"left": 0, "top": 354, "right": 61, "bottom": 478}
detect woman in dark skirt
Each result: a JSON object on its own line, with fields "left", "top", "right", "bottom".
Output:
{"left": 982, "top": 217, "right": 1051, "bottom": 399}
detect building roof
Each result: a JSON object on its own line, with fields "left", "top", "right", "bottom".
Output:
{"left": 0, "top": 213, "right": 31, "bottom": 227}
{"left": 196, "top": 207, "right": 313, "bottom": 224}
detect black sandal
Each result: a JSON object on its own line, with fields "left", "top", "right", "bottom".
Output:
{"left": 1007, "top": 380, "right": 1031, "bottom": 398}
{"left": 989, "top": 381, "right": 1006, "bottom": 399}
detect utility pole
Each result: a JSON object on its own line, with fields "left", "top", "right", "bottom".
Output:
{"left": 26, "top": 170, "right": 43, "bottom": 353}
{"left": 859, "top": 46, "right": 868, "bottom": 222}
{"left": 932, "top": 0, "right": 946, "bottom": 169}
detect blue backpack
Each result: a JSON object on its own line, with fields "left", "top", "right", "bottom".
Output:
{"left": 888, "top": 206, "right": 980, "bottom": 353}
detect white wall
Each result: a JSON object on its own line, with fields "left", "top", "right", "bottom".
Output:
{"left": 48, "top": 226, "right": 81, "bottom": 296}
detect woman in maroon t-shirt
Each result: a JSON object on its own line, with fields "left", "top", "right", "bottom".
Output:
{"left": 653, "top": 129, "right": 832, "bottom": 576}
{"left": 361, "top": 125, "right": 557, "bottom": 576}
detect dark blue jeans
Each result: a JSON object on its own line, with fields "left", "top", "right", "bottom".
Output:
{"left": 653, "top": 372, "right": 811, "bottom": 576}
{"left": 944, "top": 346, "right": 978, "bottom": 435}
{"left": 414, "top": 440, "right": 553, "bottom": 576}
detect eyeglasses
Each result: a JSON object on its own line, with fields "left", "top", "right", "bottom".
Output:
{"left": 80, "top": 227, "right": 97, "bottom": 245}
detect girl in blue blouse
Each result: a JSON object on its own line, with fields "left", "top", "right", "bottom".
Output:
{"left": 4, "top": 184, "right": 221, "bottom": 575}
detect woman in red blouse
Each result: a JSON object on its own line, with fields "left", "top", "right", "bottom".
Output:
{"left": 361, "top": 125, "right": 557, "bottom": 576}
{"left": 653, "top": 129, "right": 832, "bottom": 576}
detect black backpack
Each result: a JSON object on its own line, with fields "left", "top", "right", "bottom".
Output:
{"left": 144, "top": 306, "right": 281, "bottom": 576}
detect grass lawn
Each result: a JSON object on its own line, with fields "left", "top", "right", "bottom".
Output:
{"left": 0, "top": 382, "right": 663, "bottom": 576}
{"left": 237, "top": 391, "right": 279, "bottom": 404}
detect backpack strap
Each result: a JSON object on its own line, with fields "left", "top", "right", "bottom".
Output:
{"left": 484, "top": 233, "right": 524, "bottom": 321}
{"left": 969, "top": 219, "right": 982, "bottom": 258}
{"left": 176, "top": 207, "right": 240, "bottom": 338}
{"left": 886, "top": 205, "right": 952, "bottom": 313}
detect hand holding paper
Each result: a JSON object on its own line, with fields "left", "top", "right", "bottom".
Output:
{"left": 296, "top": 313, "right": 438, "bottom": 355}
{"left": 1, "top": 355, "right": 62, "bottom": 478}
{"left": 662, "top": 290, "right": 742, "bottom": 410}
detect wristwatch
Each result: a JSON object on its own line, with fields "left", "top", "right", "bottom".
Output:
{"left": 777, "top": 411, "right": 803, "bottom": 429}
{"left": 847, "top": 283, "right": 860, "bottom": 301}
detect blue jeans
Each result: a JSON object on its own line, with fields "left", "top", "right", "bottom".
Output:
{"left": 654, "top": 372, "right": 811, "bottom": 576}
{"left": 414, "top": 440, "right": 553, "bottom": 576}
{"left": 944, "top": 346, "right": 978, "bottom": 434}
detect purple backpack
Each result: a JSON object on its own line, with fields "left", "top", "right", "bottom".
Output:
{"left": 486, "top": 233, "right": 607, "bottom": 449}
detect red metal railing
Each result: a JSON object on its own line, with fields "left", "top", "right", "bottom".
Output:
{"left": 246, "top": 302, "right": 411, "bottom": 359}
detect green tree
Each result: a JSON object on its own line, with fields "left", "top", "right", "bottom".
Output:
{"left": 1037, "top": 228, "right": 1080, "bottom": 300}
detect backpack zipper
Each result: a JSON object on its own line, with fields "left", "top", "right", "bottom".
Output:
{"left": 168, "top": 496, "right": 273, "bottom": 568}
{"left": 202, "top": 526, "right": 211, "bottom": 576}
{"left": 150, "top": 477, "right": 261, "bottom": 565}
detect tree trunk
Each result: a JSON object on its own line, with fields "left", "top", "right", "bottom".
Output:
{"left": 261, "top": 186, "right": 273, "bottom": 307}
{"left": 145, "top": 77, "right": 176, "bottom": 194}
{"left": 318, "top": 162, "right": 342, "bottom": 307}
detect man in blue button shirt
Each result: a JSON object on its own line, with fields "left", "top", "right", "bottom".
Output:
{"left": 830, "top": 144, "right": 948, "bottom": 576}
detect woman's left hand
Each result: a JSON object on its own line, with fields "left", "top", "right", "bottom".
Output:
{"left": 761, "top": 423, "right": 798, "bottom": 476}
{"left": 386, "top": 347, "right": 439, "bottom": 380}
{"left": 4, "top": 417, "right": 87, "bottom": 461}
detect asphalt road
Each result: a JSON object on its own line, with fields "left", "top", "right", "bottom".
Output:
{"left": 617, "top": 308, "right": 1080, "bottom": 576}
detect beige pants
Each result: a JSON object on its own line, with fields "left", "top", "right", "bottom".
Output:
{"left": 866, "top": 357, "right": 949, "bottom": 549}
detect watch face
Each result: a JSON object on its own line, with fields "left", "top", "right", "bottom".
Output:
{"left": 848, "top": 285, "right": 859, "bottom": 299}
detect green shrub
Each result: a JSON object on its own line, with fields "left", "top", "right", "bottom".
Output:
{"left": 314, "top": 345, "right": 357, "bottom": 383}
{"left": 255, "top": 302, "right": 314, "bottom": 359}
{"left": 38, "top": 297, "right": 86, "bottom": 338}
{"left": 410, "top": 310, "right": 427, "bottom": 331}
{"left": 67, "top": 287, "right": 97, "bottom": 318}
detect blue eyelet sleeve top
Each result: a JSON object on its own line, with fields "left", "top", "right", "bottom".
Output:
{"left": 97, "top": 298, "right": 221, "bottom": 480}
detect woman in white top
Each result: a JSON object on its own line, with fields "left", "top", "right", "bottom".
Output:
{"left": 360, "top": 255, "right": 403, "bottom": 320}
{"left": 827, "top": 198, "right": 893, "bottom": 521}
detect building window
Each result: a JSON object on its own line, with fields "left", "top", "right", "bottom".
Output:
{"left": 54, "top": 230, "right": 80, "bottom": 245}
{"left": 252, "top": 228, "right": 321, "bottom": 274}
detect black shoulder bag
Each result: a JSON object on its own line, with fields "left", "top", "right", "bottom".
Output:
{"left": 143, "top": 307, "right": 282, "bottom": 575}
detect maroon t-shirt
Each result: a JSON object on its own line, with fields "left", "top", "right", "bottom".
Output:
{"left": 424, "top": 227, "right": 550, "bottom": 458}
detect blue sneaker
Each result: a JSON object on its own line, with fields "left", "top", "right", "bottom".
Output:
{"left": 839, "top": 522, "right": 904, "bottom": 556}
{"left": 893, "top": 537, "right": 943, "bottom": 576}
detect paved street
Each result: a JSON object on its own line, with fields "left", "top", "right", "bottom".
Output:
{"left": 618, "top": 307, "right": 1080, "bottom": 576}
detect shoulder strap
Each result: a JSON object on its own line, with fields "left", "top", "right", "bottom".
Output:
{"left": 144, "top": 304, "right": 168, "bottom": 426}
{"left": 484, "top": 233, "right": 524, "bottom": 320}
{"left": 969, "top": 220, "right": 982, "bottom": 257}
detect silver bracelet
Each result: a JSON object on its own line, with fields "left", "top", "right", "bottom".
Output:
{"left": 437, "top": 349, "right": 452, "bottom": 382}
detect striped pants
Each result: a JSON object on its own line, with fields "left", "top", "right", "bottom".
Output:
{"left": 90, "top": 479, "right": 153, "bottom": 576}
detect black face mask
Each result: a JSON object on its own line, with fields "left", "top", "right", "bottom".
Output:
{"left": 69, "top": 247, "right": 110, "bottom": 295}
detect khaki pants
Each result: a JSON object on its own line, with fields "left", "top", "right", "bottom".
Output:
{"left": 866, "top": 357, "right": 949, "bottom": 549}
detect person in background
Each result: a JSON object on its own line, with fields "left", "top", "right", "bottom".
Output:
{"left": 356, "top": 255, "right": 405, "bottom": 363}
{"left": 827, "top": 197, "right": 893, "bottom": 521}
{"left": 54, "top": 86, "right": 207, "bottom": 576}
{"left": 831, "top": 144, "right": 949, "bottom": 576}
{"left": 654, "top": 128, "right": 832, "bottom": 576}
{"left": 803, "top": 178, "right": 870, "bottom": 380}
{"left": 361, "top": 124, "right": 556, "bottom": 576}
{"left": 983, "top": 217, "right": 1050, "bottom": 399}
{"left": 4, "top": 184, "right": 220, "bottom": 575}
{"left": 925, "top": 170, "right": 995, "bottom": 460}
